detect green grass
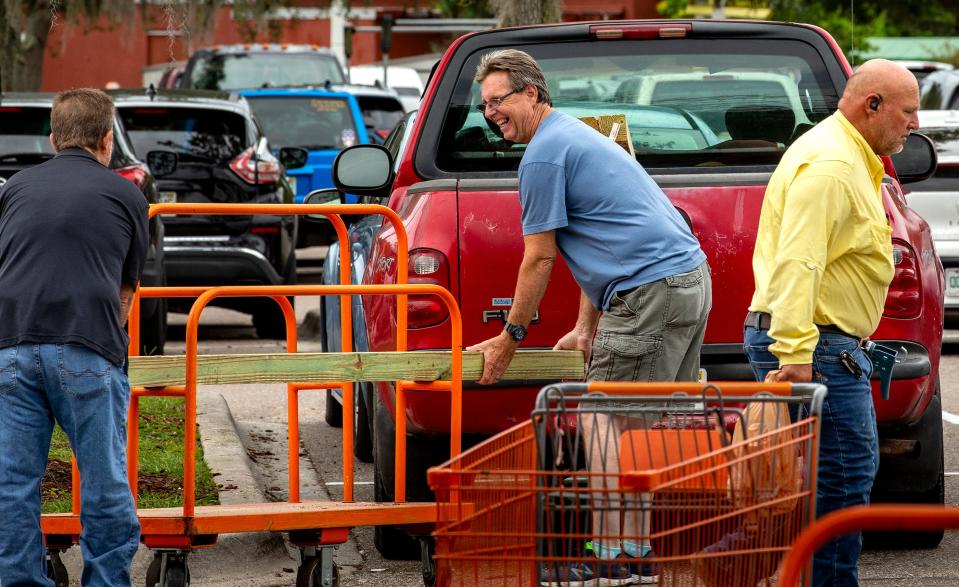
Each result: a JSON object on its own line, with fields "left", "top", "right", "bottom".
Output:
{"left": 42, "top": 396, "right": 220, "bottom": 513}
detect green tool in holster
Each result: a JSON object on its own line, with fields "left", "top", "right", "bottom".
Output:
{"left": 864, "top": 340, "right": 897, "bottom": 400}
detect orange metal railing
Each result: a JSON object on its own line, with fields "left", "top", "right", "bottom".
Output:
{"left": 778, "top": 505, "right": 959, "bottom": 586}
{"left": 53, "top": 202, "right": 459, "bottom": 536}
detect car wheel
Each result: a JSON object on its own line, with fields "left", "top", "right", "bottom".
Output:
{"left": 372, "top": 389, "right": 439, "bottom": 560}
{"left": 253, "top": 251, "right": 297, "bottom": 340}
{"left": 139, "top": 297, "right": 167, "bottom": 356}
{"left": 324, "top": 389, "right": 343, "bottom": 428}
{"left": 354, "top": 381, "right": 374, "bottom": 463}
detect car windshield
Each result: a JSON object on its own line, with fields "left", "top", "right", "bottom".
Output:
{"left": 436, "top": 38, "right": 837, "bottom": 172}
{"left": 117, "top": 107, "right": 247, "bottom": 163}
{"left": 0, "top": 107, "right": 55, "bottom": 159}
{"left": 189, "top": 53, "right": 345, "bottom": 90}
{"left": 246, "top": 96, "right": 359, "bottom": 150}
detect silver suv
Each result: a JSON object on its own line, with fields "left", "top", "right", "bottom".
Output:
{"left": 905, "top": 109, "right": 959, "bottom": 320}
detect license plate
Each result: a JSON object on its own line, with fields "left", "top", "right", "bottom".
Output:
{"left": 698, "top": 368, "right": 707, "bottom": 383}
{"left": 158, "top": 191, "right": 177, "bottom": 204}
{"left": 948, "top": 268, "right": 959, "bottom": 297}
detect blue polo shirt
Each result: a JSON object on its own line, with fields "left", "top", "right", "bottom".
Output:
{"left": 518, "top": 110, "right": 705, "bottom": 310}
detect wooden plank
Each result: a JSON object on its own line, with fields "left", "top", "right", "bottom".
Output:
{"left": 129, "top": 350, "right": 585, "bottom": 387}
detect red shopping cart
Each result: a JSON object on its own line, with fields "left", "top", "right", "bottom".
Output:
{"left": 428, "top": 381, "right": 826, "bottom": 586}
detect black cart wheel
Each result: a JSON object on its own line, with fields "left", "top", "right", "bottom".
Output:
{"left": 145, "top": 551, "right": 190, "bottom": 587}
{"left": 420, "top": 537, "right": 437, "bottom": 587}
{"left": 46, "top": 550, "right": 69, "bottom": 587}
{"left": 296, "top": 555, "right": 339, "bottom": 587}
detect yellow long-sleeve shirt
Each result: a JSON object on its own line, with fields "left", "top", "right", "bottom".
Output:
{"left": 749, "top": 111, "right": 894, "bottom": 365}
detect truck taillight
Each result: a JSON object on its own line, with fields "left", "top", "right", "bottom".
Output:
{"left": 229, "top": 147, "right": 280, "bottom": 184}
{"left": 114, "top": 164, "right": 148, "bottom": 190}
{"left": 884, "top": 240, "right": 921, "bottom": 318}
{"left": 408, "top": 248, "right": 450, "bottom": 329}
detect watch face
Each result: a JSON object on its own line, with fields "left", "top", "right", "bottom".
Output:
{"left": 507, "top": 323, "right": 526, "bottom": 341}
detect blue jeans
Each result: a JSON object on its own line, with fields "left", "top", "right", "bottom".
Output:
{"left": 744, "top": 326, "right": 878, "bottom": 587}
{"left": 0, "top": 344, "right": 140, "bottom": 586}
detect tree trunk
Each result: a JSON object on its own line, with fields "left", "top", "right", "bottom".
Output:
{"left": 489, "top": 0, "right": 562, "bottom": 28}
{"left": 1, "top": 0, "right": 52, "bottom": 91}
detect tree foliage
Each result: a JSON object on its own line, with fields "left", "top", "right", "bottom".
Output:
{"left": 0, "top": 0, "right": 299, "bottom": 91}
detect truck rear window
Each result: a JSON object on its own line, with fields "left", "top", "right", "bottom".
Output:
{"left": 118, "top": 107, "right": 247, "bottom": 163}
{"left": 435, "top": 38, "right": 838, "bottom": 172}
{"left": 0, "top": 108, "right": 54, "bottom": 158}
{"left": 246, "top": 96, "right": 359, "bottom": 150}
{"left": 188, "top": 53, "right": 345, "bottom": 91}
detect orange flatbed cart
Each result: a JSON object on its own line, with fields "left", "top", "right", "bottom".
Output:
{"left": 40, "top": 203, "right": 464, "bottom": 586}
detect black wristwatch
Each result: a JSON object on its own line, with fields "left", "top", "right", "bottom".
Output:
{"left": 504, "top": 322, "right": 527, "bottom": 342}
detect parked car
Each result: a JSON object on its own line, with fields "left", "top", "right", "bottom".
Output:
{"left": 180, "top": 44, "right": 345, "bottom": 91}
{"left": 240, "top": 88, "right": 370, "bottom": 247}
{"left": 921, "top": 69, "right": 959, "bottom": 110}
{"left": 894, "top": 59, "right": 954, "bottom": 83}
{"left": 157, "top": 61, "right": 186, "bottom": 89}
{"left": 323, "top": 19, "right": 944, "bottom": 562}
{"left": 111, "top": 89, "right": 304, "bottom": 339}
{"left": 330, "top": 83, "right": 406, "bottom": 144}
{"left": 317, "top": 110, "right": 418, "bottom": 461}
{"left": 905, "top": 109, "right": 959, "bottom": 322}
{"left": 0, "top": 92, "right": 169, "bottom": 354}
{"left": 349, "top": 65, "right": 424, "bottom": 112}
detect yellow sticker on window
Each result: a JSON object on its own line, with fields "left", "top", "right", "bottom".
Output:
{"left": 311, "top": 99, "right": 346, "bottom": 112}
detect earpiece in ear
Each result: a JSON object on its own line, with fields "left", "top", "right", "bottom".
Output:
{"left": 869, "top": 96, "right": 881, "bottom": 111}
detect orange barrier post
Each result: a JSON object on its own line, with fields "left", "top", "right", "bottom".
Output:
{"left": 778, "top": 505, "right": 959, "bottom": 586}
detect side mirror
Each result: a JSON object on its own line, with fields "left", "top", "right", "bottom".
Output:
{"left": 146, "top": 150, "right": 178, "bottom": 177}
{"left": 304, "top": 188, "right": 343, "bottom": 222}
{"left": 892, "top": 132, "right": 938, "bottom": 184}
{"left": 279, "top": 147, "right": 308, "bottom": 170}
{"left": 332, "top": 145, "right": 394, "bottom": 197}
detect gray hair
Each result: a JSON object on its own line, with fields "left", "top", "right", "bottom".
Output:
{"left": 474, "top": 49, "right": 551, "bottom": 105}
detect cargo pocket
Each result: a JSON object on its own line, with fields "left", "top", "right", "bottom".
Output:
{"left": 664, "top": 266, "right": 705, "bottom": 328}
{"left": 58, "top": 346, "right": 111, "bottom": 401}
{"left": 0, "top": 346, "right": 17, "bottom": 396}
{"left": 589, "top": 332, "right": 663, "bottom": 382}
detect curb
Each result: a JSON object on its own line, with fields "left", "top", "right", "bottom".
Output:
{"left": 197, "top": 392, "right": 267, "bottom": 506}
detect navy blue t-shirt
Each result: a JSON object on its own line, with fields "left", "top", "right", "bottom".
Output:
{"left": 519, "top": 111, "right": 706, "bottom": 311}
{"left": 0, "top": 148, "right": 149, "bottom": 365}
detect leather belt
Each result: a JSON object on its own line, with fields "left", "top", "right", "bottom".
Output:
{"left": 744, "top": 311, "right": 859, "bottom": 340}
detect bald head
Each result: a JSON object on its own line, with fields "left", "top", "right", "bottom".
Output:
{"left": 838, "top": 59, "right": 920, "bottom": 156}
{"left": 842, "top": 59, "right": 917, "bottom": 105}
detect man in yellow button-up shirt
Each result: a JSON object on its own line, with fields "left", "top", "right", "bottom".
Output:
{"left": 745, "top": 59, "right": 919, "bottom": 586}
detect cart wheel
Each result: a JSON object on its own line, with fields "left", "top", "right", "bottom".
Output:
{"left": 145, "top": 551, "right": 191, "bottom": 587}
{"left": 420, "top": 537, "right": 437, "bottom": 587}
{"left": 46, "top": 549, "right": 69, "bottom": 587}
{"left": 296, "top": 555, "right": 339, "bottom": 587}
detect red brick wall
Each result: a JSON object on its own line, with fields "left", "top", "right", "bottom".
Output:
{"left": 40, "top": 1, "right": 660, "bottom": 91}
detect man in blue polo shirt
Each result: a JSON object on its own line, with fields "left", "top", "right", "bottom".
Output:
{"left": 467, "top": 49, "right": 711, "bottom": 586}
{"left": 0, "top": 89, "right": 146, "bottom": 585}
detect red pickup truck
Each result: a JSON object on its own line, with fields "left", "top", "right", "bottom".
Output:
{"left": 324, "top": 19, "right": 944, "bottom": 560}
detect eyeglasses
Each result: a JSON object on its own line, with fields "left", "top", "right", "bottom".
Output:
{"left": 476, "top": 89, "right": 518, "bottom": 112}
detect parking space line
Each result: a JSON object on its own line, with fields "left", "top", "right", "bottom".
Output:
{"left": 325, "top": 481, "right": 373, "bottom": 486}
{"left": 943, "top": 410, "right": 959, "bottom": 426}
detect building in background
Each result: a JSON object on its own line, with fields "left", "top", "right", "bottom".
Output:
{"left": 40, "top": 0, "right": 663, "bottom": 91}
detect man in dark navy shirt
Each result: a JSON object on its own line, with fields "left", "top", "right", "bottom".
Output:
{"left": 0, "top": 89, "right": 147, "bottom": 585}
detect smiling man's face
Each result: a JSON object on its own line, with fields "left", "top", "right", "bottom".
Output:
{"left": 479, "top": 71, "right": 535, "bottom": 143}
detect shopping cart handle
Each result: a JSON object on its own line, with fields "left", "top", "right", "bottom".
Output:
{"left": 586, "top": 381, "right": 799, "bottom": 397}
{"left": 619, "top": 471, "right": 661, "bottom": 492}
